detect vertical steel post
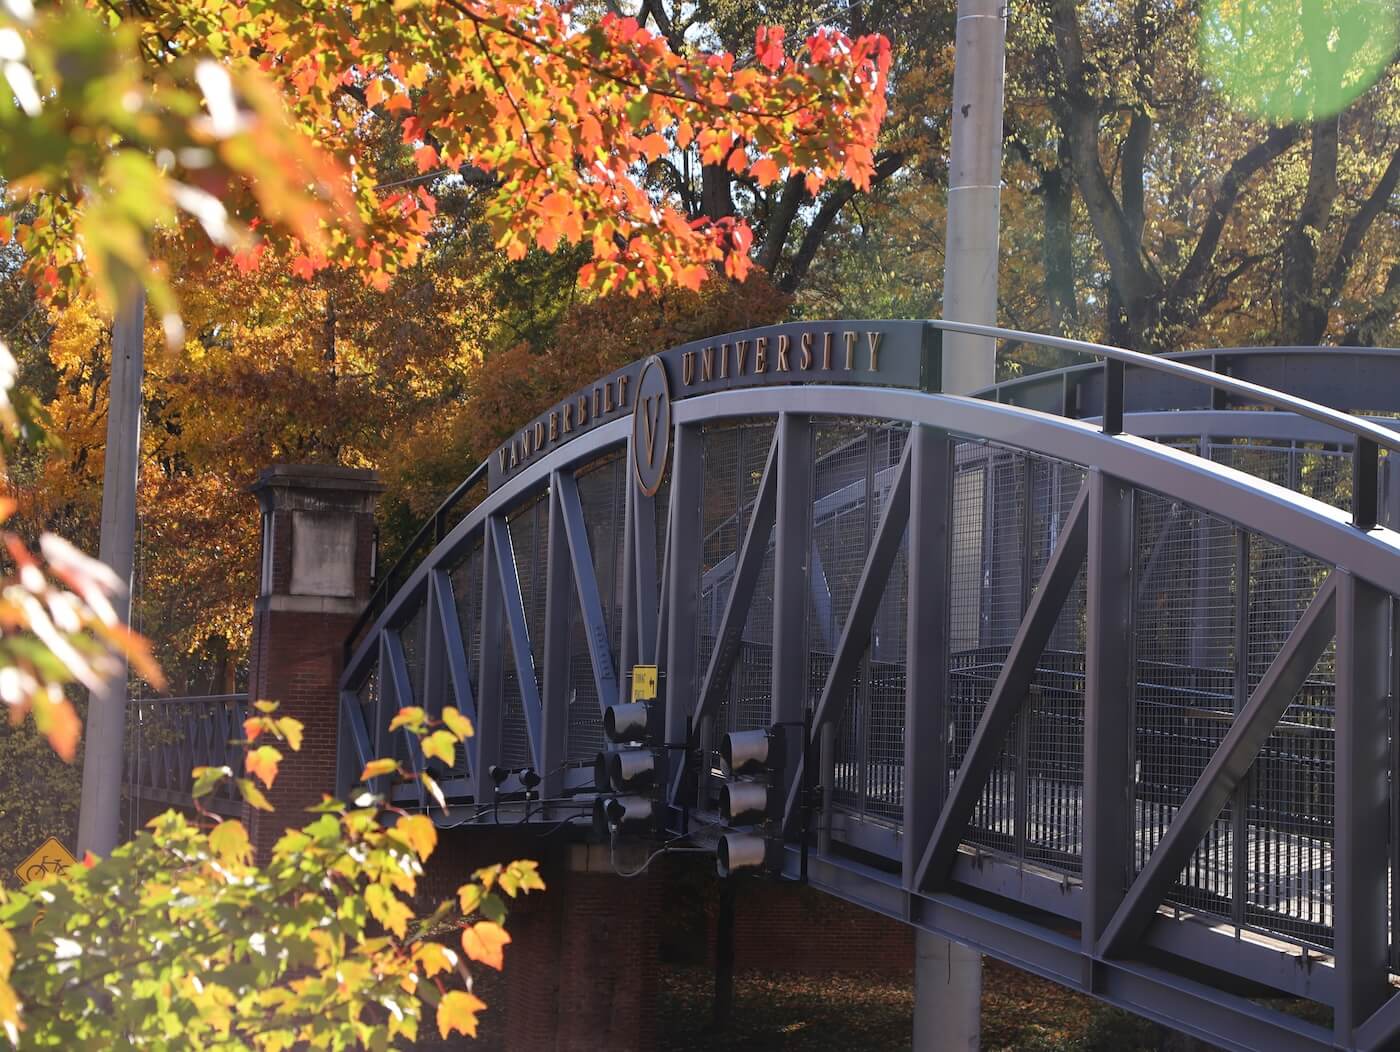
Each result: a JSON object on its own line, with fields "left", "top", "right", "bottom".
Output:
{"left": 903, "top": 427, "right": 953, "bottom": 888}
{"left": 1231, "top": 529, "right": 1251, "bottom": 929}
{"left": 772, "top": 414, "right": 813, "bottom": 817}
{"left": 475, "top": 515, "right": 507, "bottom": 788}
{"left": 540, "top": 478, "right": 572, "bottom": 801}
{"left": 78, "top": 287, "right": 145, "bottom": 857}
{"left": 664, "top": 424, "right": 703, "bottom": 799}
{"left": 1333, "top": 571, "right": 1390, "bottom": 1042}
{"left": 1082, "top": 470, "right": 1135, "bottom": 960}
{"left": 620, "top": 446, "right": 638, "bottom": 687}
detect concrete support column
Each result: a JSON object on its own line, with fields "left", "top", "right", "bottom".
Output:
{"left": 915, "top": 932, "right": 982, "bottom": 1051}
{"left": 244, "top": 464, "right": 381, "bottom": 856}
{"left": 922, "top": 0, "right": 1007, "bottom": 1044}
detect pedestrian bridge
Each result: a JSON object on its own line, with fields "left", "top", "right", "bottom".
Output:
{"left": 330, "top": 320, "right": 1400, "bottom": 1051}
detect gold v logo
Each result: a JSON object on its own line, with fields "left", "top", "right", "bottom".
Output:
{"left": 642, "top": 395, "right": 662, "bottom": 463}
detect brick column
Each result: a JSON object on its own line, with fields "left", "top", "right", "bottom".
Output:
{"left": 245, "top": 464, "right": 382, "bottom": 855}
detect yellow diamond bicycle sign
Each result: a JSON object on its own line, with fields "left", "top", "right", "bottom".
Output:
{"left": 14, "top": 837, "right": 78, "bottom": 886}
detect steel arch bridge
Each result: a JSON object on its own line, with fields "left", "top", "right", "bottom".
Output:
{"left": 338, "top": 319, "right": 1400, "bottom": 1052}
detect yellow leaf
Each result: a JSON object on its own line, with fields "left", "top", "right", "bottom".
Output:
{"left": 412, "top": 941, "right": 457, "bottom": 978}
{"left": 457, "top": 882, "right": 482, "bottom": 915}
{"left": 276, "top": 717, "right": 304, "bottom": 751}
{"left": 437, "top": 989, "right": 485, "bottom": 1039}
{"left": 366, "top": 884, "right": 413, "bottom": 939}
{"left": 396, "top": 814, "right": 437, "bottom": 861}
{"left": 441, "top": 707, "right": 473, "bottom": 741}
{"left": 236, "top": 778, "right": 273, "bottom": 812}
{"left": 461, "top": 920, "right": 510, "bottom": 971}
{"left": 245, "top": 745, "right": 282, "bottom": 788}
{"left": 420, "top": 730, "right": 457, "bottom": 766}
{"left": 360, "top": 757, "right": 398, "bottom": 781}
{"left": 208, "top": 819, "right": 252, "bottom": 866}
{"left": 421, "top": 771, "right": 446, "bottom": 812}
{"left": 389, "top": 706, "right": 426, "bottom": 733}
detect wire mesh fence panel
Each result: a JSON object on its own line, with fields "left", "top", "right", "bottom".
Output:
{"left": 567, "top": 454, "right": 627, "bottom": 761}
{"left": 449, "top": 541, "right": 485, "bottom": 701}
{"left": 502, "top": 495, "right": 549, "bottom": 769}
{"left": 734, "top": 421, "right": 779, "bottom": 735}
{"left": 1132, "top": 490, "right": 1237, "bottom": 917}
{"left": 446, "top": 540, "right": 484, "bottom": 777}
{"left": 1242, "top": 539, "right": 1336, "bottom": 948}
{"left": 401, "top": 603, "right": 427, "bottom": 706}
{"left": 808, "top": 421, "right": 908, "bottom": 826}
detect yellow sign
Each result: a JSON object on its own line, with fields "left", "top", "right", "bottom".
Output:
{"left": 631, "top": 664, "right": 658, "bottom": 702}
{"left": 15, "top": 837, "right": 78, "bottom": 886}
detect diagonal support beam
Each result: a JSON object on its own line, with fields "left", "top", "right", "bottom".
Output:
{"left": 431, "top": 568, "right": 479, "bottom": 787}
{"left": 1097, "top": 572, "right": 1339, "bottom": 959}
{"left": 782, "top": 442, "right": 913, "bottom": 830}
{"left": 691, "top": 431, "right": 780, "bottom": 729}
{"left": 384, "top": 630, "right": 428, "bottom": 808}
{"left": 338, "top": 690, "right": 373, "bottom": 792}
{"left": 488, "top": 515, "right": 545, "bottom": 770}
{"left": 914, "top": 479, "right": 1090, "bottom": 891}
{"left": 556, "top": 471, "right": 621, "bottom": 713}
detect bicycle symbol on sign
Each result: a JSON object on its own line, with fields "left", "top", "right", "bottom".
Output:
{"left": 13, "top": 837, "right": 79, "bottom": 887}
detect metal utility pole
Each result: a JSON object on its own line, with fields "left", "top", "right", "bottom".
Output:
{"left": 77, "top": 286, "right": 145, "bottom": 857}
{"left": 941, "top": 0, "right": 1007, "bottom": 395}
{"left": 918, "top": 0, "right": 1008, "bottom": 1048}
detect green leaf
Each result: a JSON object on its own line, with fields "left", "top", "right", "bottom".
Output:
{"left": 237, "top": 778, "right": 274, "bottom": 811}
{"left": 191, "top": 765, "right": 233, "bottom": 798}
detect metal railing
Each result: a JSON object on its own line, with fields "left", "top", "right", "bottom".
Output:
{"left": 933, "top": 320, "right": 1400, "bottom": 529}
{"left": 126, "top": 694, "right": 251, "bottom": 816}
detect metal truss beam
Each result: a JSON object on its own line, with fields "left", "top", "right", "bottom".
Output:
{"left": 488, "top": 514, "right": 545, "bottom": 770}
{"left": 663, "top": 424, "right": 703, "bottom": 792}
{"left": 1098, "top": 572, "right": 1338, "bottom": 958}
{"left": 431, "top": 568, "right": 479, "bottom": 791}
{"left": 1083, "top": 470, "right": 1135, "bottom": 949}
{"left": 556, "top": 471, "right": 621, "bottom": 713}
{"left": 914, "top": 479, "right": 1090, "bottom": 890}
{"left": 540, "top": 481, "right": 573, "bottom": 800}
{"left": 903, "top": 427, "right": 953, "bottom": 886}
{"left": 1334, "top": 572, "right": 1391, "bottom": 1042}
{"left": 383, "top": 630, "right": 428, "bottom": 809}
{"left": 772, "top": 414, "right": 813, "bottom": 822}
{"left": 474, "top": 517, "right": 507, "bottom": 781}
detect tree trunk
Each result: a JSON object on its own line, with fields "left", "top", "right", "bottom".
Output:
{"left": 1040, "top": 149, "right": 1079, "bottom": 338}
{"left": 1280, "top": 117, "right": 1340, "bottom": 345}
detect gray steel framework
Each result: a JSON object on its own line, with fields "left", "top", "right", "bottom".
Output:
{"left": 317, "top": 324, "right": 1400, "bottom": 1049}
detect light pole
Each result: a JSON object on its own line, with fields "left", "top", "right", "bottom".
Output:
{"left": 76, "top": 285, "right": 145, "bottom": 857}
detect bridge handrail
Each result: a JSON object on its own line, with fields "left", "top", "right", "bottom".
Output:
{"left": 931, "top": 319, "right": 1400, "bottom": 528}
{"left": 345, "top": 460, "right": 489, "bottom": 659}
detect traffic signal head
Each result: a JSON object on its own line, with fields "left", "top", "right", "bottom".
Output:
{"left": 606, "top": 748, "right": 656, "bottom": 792}
{"left": 720, "top": 728, "right": 780, "bottom": 777}
{"left": 603, "top": 702, "right": 652, "bottom": 743}
{"left": 592, "top": 794, "right": 656, "bottom": 836}
{"left": 716, "top": 832, "right": 769, "bottom": 878}
{"left": 719, "top": 780, "right": 772, "bottom": 825}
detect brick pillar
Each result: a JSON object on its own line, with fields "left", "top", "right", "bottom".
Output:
{"left": 244, "top": 464, "right": 381, "bottom": 855}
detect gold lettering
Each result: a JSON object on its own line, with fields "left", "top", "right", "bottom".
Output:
{"left": 577, "top": 395, "right": 590, "bottom": 426}
{"left": 720, "top": 343, "right": 731, "bottom": 379}
{"left": 604, "top": 382, "right": 615, "bottom": 413}
{"left": 866, "top": 331, "right": 883, "bottom": 371}
{"left": 563, "top": 403, "right": 575, "bottom": 432}
{"left": 641, "top": 395, "right": 663, "bottom": 463}
{"left": 822, "top": 331, "right": 834, "bottom": 370}
{"left": 776, "top": 333, "right": 791, "bottom": 371}
{"left": 755, "top": 336, "right": 768, "bottom": 373}
{"left": 498, "top": 448, "right": 510, "bottom": 472}
{"left": 843, "top": 331, "right": 857, "bottom": 369}
{"left": 522, "top": 429, "right": 532, "bottom": 456}
{"left": 510, "top": 443, "right": 519, "bottom": 468}
{"left": 702, "top": 346, "right": 716, "bottom": 382}
{"left": 682, "top": 351, "right": 696, "bottom": 386}
{"left": 534, "top": 422, "right": 546, "bottom": 449}
{"left": 593, "top": 387, "right": 602, "bottom": 418}
{"left": 799, "top": 331, "right": 814, "bottom": 369}
{"left": 736, "top": 340, "right": 751, "bottom": 375}
{"left": 549, "top": 412, "right": 560, "bottom": 442}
